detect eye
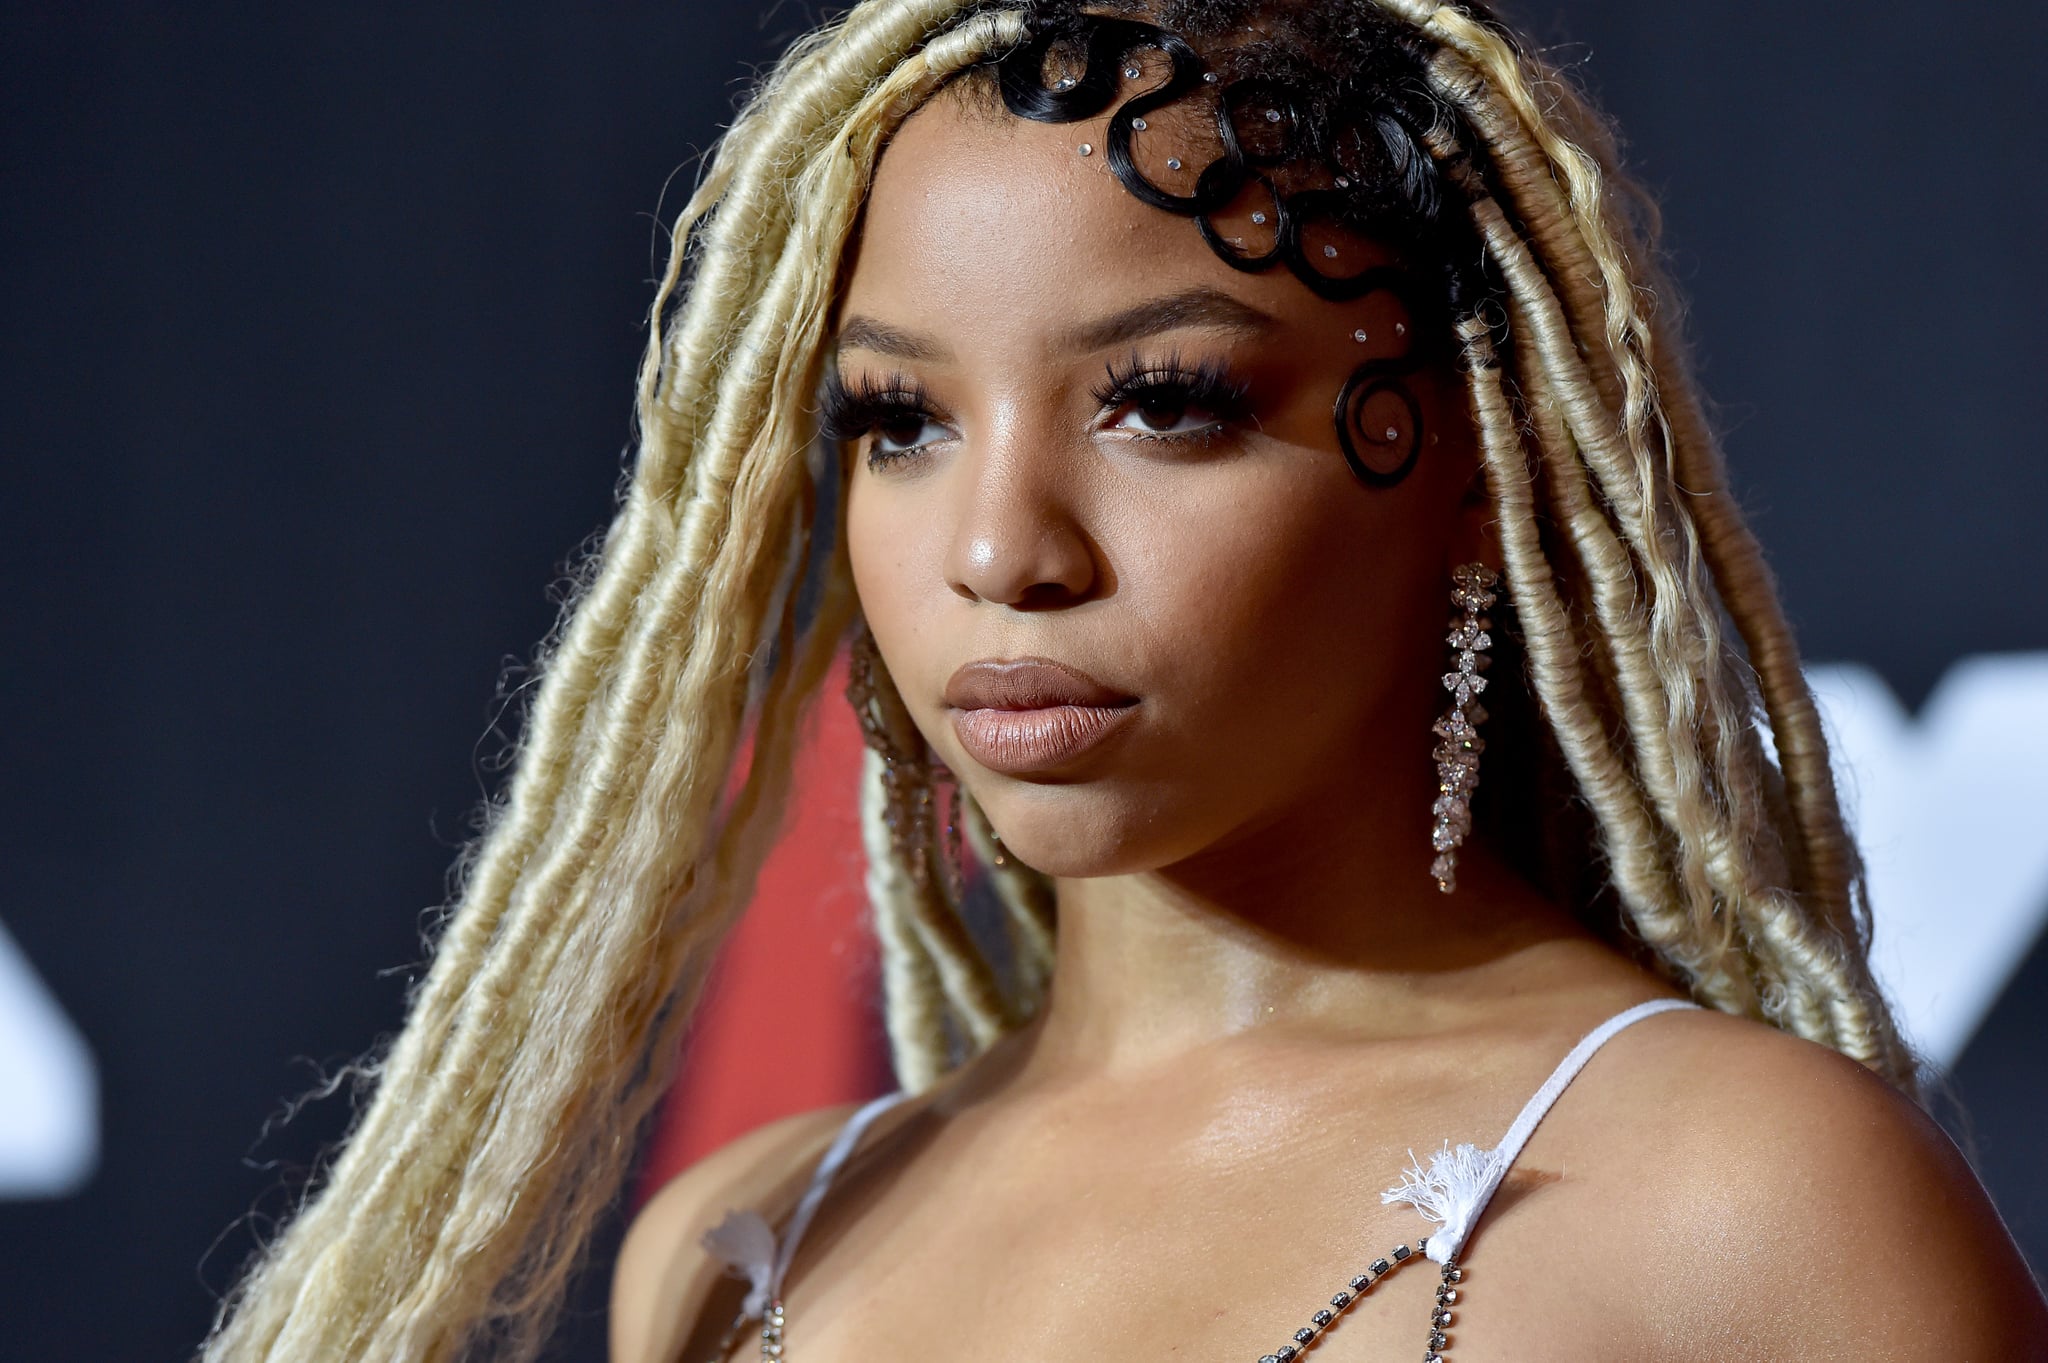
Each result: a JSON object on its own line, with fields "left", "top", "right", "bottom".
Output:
{"left": 873, "top": 410, "right": 951, "bottom": 456}
{"left": 820, "top": 367, "right": 952, "bottom": 468}
{"left": 1111, "top": 391, "right": 1227, "bottom": 437}
{"left": 1092, "top": 351, "right": 1253, "bottom": 445}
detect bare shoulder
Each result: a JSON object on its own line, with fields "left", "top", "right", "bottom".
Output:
{"left": 610, "top": 1102, "right": 862, "bottom": 1363}
{"left": 1569, "top": 1007, "right": 2048, "bottom": 1361}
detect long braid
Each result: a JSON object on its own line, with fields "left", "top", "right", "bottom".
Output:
{"left": 357, "top": 0, "right": 952, "bottom": 1164}
{"left": 1466, "top": 194, "right": 1894, "bottom": 1061}
{"left": 1659, "top": 373, "right": 1899, "bottom": 1074}
{"left": 1454, "top": 315, "right": 1723, "bottom": 993}
{"left": 1415, "top": 23, "right": 1857, "bottom": 936}
{"left": 1425, "top": 59, "right": 1809, "bottom": 970}
{"left": 307, "top": 228, "right": 816, "bottom": 1357}
{"left": 430, "top": 28, "right": 885, "bottom": 1009}
{"left": 863, "top": 746, "right": 953, "bottom": 1092}
{"left": 1505, "top": 303, "right": 1769, "bottom": 1003}
{"left": 201, "top": 5, "right": 1921, "bottom": 1358}
{"left": 416, "top": 552, "right": 861, "bottom": 1352}
{"left": 426, "top": 0, "right": 1008, "bottom": 1127}
{"left": 1389, "top": 1, "right": 1910, "bottom": 1083}
{"left": 1468, "top": 191, "right": 1751, "bottom": 927}
{"left": 848, "top": 634, "right": 1018, "bottom": 1049}
{"left": 1654, "top": 322, "right": 1867, "bottom": 928}
{"left": 301, "top": 192, "right": 820, "bottom": 1350}
{"left": 1454, "top": 193, "right": 1718, "bottom": 862}
{"left": 1415, "top": 34, "right": 1765, "bottom": 903}
{"left": 198, "top": 6, "right": 1026, "bottom": 1359}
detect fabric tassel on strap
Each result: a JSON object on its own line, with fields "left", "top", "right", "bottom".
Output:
{"left": 701, "top": 1207, "right": 778, "bottom": 1319}
{"left": 1382, "top": 1141, "right": 1503, "bottom": 1264}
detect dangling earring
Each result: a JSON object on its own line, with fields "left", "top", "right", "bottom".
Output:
{"left": 1429, "top": 563, "right": 1500, "bottom": 893}
{"left": 846, "top": 622, "right": 963, "bottom": 899}
{"left": 936, "top": 764, "right": 966, "bottom": 903}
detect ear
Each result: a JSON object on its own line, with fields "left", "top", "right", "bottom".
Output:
{"left": 1445, "top": 453, "right": 1504, "bottom": 579}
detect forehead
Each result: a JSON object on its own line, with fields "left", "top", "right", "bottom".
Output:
{"left": 838, "top": 87, "right": 1396, "bottom": 341}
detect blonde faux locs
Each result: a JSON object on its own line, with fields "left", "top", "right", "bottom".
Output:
{"left": 198, "top": 7, "right": 1025, "bottom": 1360}
{"left": 1390, "top": 5, "right": 1910, "bottom": 1079}
{"left": 197, "top": 4, "right": 1912, "bottom": 1361}
{"left": 860, "top": 0, "right": 1914, "bottom": 1085}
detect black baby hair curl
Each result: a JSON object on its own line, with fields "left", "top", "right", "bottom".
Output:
{"left": 990, "top": 0, "right": 1502, "bottom": 333}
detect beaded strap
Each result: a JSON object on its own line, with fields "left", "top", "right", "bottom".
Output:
{"left": 1251, "top": 1236, "right": 1463, "bottom": 1363}
{"left": 710, "top": 1294, "right": 786, "bottom": 1362}
{"left": 724, "top": 1243, "right": 1462, "bottom": 1363}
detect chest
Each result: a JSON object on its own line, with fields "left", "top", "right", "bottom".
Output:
{"left": 695, "top": 1117, "right": 1650, "bottom": 1363}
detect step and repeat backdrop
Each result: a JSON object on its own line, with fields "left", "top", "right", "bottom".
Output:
{"left": 5, "top": 3, "right": 2043, "bottom": 1360}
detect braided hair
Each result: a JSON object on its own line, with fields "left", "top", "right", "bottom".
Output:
{"left": 198, "top": 5, "right": 1911, "bottom": 1361}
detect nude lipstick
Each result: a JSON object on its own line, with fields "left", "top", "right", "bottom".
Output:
{"left": 944, "top": 657, "right": 1138, "bottom": 776}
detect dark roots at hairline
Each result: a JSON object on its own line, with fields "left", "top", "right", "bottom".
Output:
{"left": 901, "top": 1, "right": 1510, "bottom": 490}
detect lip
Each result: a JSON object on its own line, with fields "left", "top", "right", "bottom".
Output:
{"left": 945, "top": 656, "right": 1139, "bottom": 775}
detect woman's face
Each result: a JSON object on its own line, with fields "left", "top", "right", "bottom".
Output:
{"left": 839, "top": 89, "right": 1489, "bottom": 880}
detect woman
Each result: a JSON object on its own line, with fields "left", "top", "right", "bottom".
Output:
{"left": 200, "top": 3, "right": 2048, "bottom": 1361}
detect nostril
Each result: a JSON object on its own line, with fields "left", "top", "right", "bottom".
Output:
{"left": 1012, "top": 580, "right": 1082, "bottom": 611}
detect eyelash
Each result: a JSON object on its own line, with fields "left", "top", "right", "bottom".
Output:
{"left": 819, "top": 369, "right": 937, "bottom": 469}
{"left": 818, "top": 351, "right": 1256, "bottom": 469}
{"left": 1090, "top": 350, "right": 1253, "bottom": 443}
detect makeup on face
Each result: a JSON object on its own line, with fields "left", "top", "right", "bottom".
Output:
{"left": 825, "top": 285, "right": 1281, "bottom": 473}
{"left": 943, "top": 657, "right": 1140, "bottom": 776}
{"left": 837, "top": 91, "right": 1472, "bottom": 880}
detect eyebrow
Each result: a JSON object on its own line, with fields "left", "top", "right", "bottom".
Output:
{"left": 833, "top": 286, "right": 1278, "bottom": 365}
{"left": 1054, "top": 286, "right": 1278, "bottom": 354}
{"left": 836, "top": 315, "right": 951, "bottom": 361}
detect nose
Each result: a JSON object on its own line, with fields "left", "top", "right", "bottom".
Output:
{"left": 943, "top": 425, "right": 1102, "bottom": 609}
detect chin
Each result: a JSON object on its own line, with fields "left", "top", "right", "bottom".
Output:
{"left": 973, "top": 786, "right": 1215, "bottom": 879}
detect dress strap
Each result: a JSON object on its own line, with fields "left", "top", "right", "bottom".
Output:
{"left": 701, "top": 1089, "right": 912, "bottom": 1321}
{"left": 772, "top": 1089, "right": 912, "bottom": 1292}
{"left": 1383, "top": 997, "right": 1698, "bottom": 1264}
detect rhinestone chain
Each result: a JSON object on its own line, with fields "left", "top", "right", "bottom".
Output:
{"left": 728, "top": 1242, "right": 1464, "bottom": 1362}
{"left": 1249, "top": 1237, "right": 1464, "bottom": 1363}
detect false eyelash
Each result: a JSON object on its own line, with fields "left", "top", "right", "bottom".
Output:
{"left": 1090, "top": 349, "right": 1254, "bottom": 426}
{"left": 818, "top": 367, "right": 935, "bottom": 445}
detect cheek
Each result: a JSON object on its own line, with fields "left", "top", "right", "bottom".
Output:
{"left": 845, "top": 470, "right": 956, "bottom": 717}
{"left": 846, "top": 472, "right": 922, "bottom": 622}
{"left": 1112, "top": 455, "right": 1448, "bottom": 749}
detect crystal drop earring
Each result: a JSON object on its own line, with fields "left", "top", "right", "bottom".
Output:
{"left": 936, "top": 767, "right": 965, "bottom": 903}
{"left": 847, "top": 623, "right": 940, "bottom": 895}
{"left": 1429, "top": 564, "right": 1500, "bottom": 893}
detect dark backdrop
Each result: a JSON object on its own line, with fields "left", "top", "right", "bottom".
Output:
{"left": 4, "top": 4, "right": 2043, "bottom": 1361}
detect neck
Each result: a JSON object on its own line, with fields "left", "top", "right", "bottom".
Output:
{"left": 1012, "top": 773, "right": 1609, "bottom": 1082}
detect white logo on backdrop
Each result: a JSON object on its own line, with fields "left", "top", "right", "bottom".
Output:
{"left": 1808, "top": 653, "right": 2048, "bottom": 1070}
{"left": 0, "top": 918, "right": 97, "bottom": 1198}
{"left": 0, "top": 654, "right": 2042, "bottom": 1197}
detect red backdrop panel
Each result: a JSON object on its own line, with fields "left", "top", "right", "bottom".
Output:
{"left": 632, "top": 649, "right": 891, "bottom": 1206}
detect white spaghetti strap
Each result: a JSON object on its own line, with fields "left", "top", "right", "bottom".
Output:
{"left": 1487, "top": 997, "right": 1697, "bottom": 1189}
{"left": 1383, "top": 997, "right": 1699, "bottom": 1264}
{"left": 702, "top": 1089, "right": 913, "bottom": 1320}
{"left": 772, "top": 1089, "right": 912, "bottom": 1290}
